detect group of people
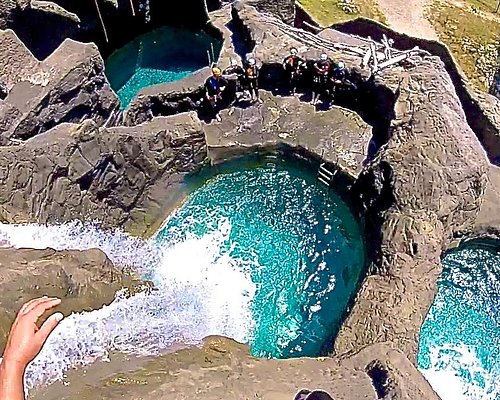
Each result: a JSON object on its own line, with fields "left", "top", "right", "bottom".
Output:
{"left": 203, "top": 55, "right": 260, "bottom": 121}
{"left": 282, "top": 47, "right": 355, "bottom": 105}
{"left": 202, "top": 48, "right": 356, "bottom": 121}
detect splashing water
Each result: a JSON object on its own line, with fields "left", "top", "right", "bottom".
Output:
{"left": 0, "top": 220, "right": 256, "bottom": 390}
{"left": 0, "top": 161, "right": 366, "bottom": 389}
{"left": 417, "top": 240, "right": 500, "bottom": 400}
{"left": 157, "top": 163, "right": 366, "bottom": 358}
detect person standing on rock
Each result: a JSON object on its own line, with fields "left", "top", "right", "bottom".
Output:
{"left": 243, "top": 57, "right": 260, "bottom": 103}
{"left": 283, "top": 47, "right": 305, "bottom": 95}
{"left": 0, "top": 297, "right": 64, "bottom": 400}
{"left": 223, "top": 59, "right": 245, "bottom": 102}
{"left": 204, "top": 66, "right": 227, "bottom": 122}
{"left": 311, "top": 53, "right": 333, "bottom": 106}
{"left": 330, "top": 61, "right": 354, "bottom": 103}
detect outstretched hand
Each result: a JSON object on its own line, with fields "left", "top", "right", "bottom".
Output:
{"left": 3, "top": 297, "right": 63, "bottom": 368}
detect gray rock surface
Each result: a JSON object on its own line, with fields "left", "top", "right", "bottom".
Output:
{"left": 0, "top": 247, "right": 145, "bottom": 353}
{"left": 0, "top": 112, "right": 206, "bottom": 235}
{"left": 33, "top": 337, "right": 440, "bottom": 400}
{"left": 0, "top": 3, "right": 497, "bottom": 399}
{"left": 204, "top": 91, "right": 372, "bottom": 178}
{"left": 473, "top": 165, "right": 500, "bottom": 235}
{"left": 0, "top": 31, "right": 118, "bottom": 143}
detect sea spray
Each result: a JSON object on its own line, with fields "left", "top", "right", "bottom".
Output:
{"left": 417, "top": 241, "right": 500, "bottom": 400}
{"left": 0, "top": 220, "right": 257, "bottom": 389}
{"left": 0, "top": 162, "right": 366, "bottom": 389}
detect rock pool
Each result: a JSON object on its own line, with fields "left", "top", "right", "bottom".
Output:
{"left": 418, "top": 239, "right": 500, "bottom": 400}
{"left": 105, "top": 26, "right": 222, "bottom": 109}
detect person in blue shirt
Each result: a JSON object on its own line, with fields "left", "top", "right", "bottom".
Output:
{"left": 204, "top": 66, "right": 227, "bottom": 121}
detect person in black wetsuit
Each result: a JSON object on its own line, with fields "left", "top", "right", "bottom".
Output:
{"left": 223, "top": 59, "right": 245, "bottom": 101}
{"left": 204, "top": 66, "right": 227, "bottom": 121}
{"left": 330, "top": 61, "right": 356, "bottom": 103}
{"left": 311, "top": 53, "right": 333, "bottom": 105}
{"left": 243, "top": 57, "right": 260, "bottom": 102}
{"left": 282, "top": 47, "right": 305, "bottom": 95}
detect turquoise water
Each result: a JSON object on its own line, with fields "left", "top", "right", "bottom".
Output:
{"left": 105, "top": 26, "right": 221, "bottom": 109}
{"left": 156, "top": 159, "right": 366, "bottom": 358}
{"left": 417, "top": 240, "right": 500, "bottom": 399}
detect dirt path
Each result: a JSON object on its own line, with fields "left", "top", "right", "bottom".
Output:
{"left": 374, "top": 0, "right": 438, "bottom": 40}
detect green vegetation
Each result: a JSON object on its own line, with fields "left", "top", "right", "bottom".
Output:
{"left": 428, "top": 1, "right": 500, "bottom": 89}
{"left": 466, "top": 0, "right": 500, "bottom": 14}
{"left": 297, "top": 0, "right": 387, "bottom": 26}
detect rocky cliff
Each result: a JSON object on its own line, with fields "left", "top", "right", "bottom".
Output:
{"left": 0, "top": 30, "right": 117, "bottom": 143}
{"left": 0, "top": 247, "right": 145, "bottom": 353}
{"left": 0, "top": 0, "right": 218, "bottom": 60}
{"left": 0, "top": 1, "right": 499, "bottom": 399}
{"left": 0, "top": 112, "right": 206, "bottom": 235}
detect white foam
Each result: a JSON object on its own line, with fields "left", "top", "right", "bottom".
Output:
{"left": 0, "top": 221, "right": 257, "bottom": 390}
{"left": 420, "top": 343, "right": 500, "bottom": 400}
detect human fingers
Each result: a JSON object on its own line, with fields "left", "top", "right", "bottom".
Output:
{"left": 36, "top": 312, "right": 63, "bottom": 344}
{"left": 19, "top": 296, "right": 49, "bottom": 315}
{"left": 22, "top": 296, "right": 59, "bottom": 315}
{"left": 26, "top": 298, "right": 61, "bottom": 321}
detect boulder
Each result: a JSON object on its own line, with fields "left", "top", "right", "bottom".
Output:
{"left": 0, "top": 31, "right": 118, "bottom": 143}
{"left": 0, "top": 246, "right": 145, "bottom": 353}
{"left": 0, "top": 112, "right": 207, "bottom": 235}
{"left": 33, "top": 337, "right": 440, "bottom": 400}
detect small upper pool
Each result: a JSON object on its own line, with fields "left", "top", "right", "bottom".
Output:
{"left": 105, "top": 26, "right": 222, "bottom": 109}
{"left": 417, "top": 239, "right": 500, "bottom": 400}
{"left": 156, "top": 155, "right": 367, "bottom": 358}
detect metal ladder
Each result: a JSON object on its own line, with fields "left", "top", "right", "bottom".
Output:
{"left": 264, "top": 151, "right": 279, "bottom": 166}
{"left": 317, "top": 163, "right": 337, "bottom": 187}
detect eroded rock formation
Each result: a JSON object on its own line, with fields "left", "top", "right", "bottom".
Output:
{"left": 0, "top": 1, "right": 499, "bottom": 399}
{"left": 0, "top": 112, "right": 206, "bottom": 235}
{"left": 0, "top": 247, "right": 145, "bottom": 353}
{"left": 0, "top": 30, "right": 117, "bottom": 143}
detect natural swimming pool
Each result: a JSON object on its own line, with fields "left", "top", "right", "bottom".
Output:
{"left": 156, "top": 156, "right": 367, "bottom": 358}
{"left": 417, "top": 239, "right": 500, "bottom": 400}
{"left": 0, "top": 154, "right": 367, "bottom": 389}
{"left": 105, "top": 26, "right": 222, "bottom": 109}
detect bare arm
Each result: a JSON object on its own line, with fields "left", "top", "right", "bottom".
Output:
{"left": 0, "top": 297, "right": 63, "bottom": 400}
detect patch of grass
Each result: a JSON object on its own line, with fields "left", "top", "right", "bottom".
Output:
{"left": 466, "top": 0, "right": 500, "bottom": 14}
{"left": 297, "top": 0, "right": 387, "bottom": 26}
{"left": 428, "top": 1, "right": 500, "bottom": 89}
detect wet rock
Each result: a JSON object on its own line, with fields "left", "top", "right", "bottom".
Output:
{"left": 0, "top": 247, "right": 146, "bottom": 353}
{"left": 33, "top": 337, "right": 440, "bottom": 400}
{"left": 0, "top": 31, "right": 118, "bottom": 143}
{"left": 0, "top": 112, "right": 207, "bottom": 235}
